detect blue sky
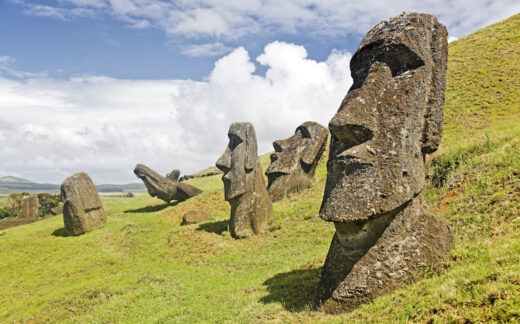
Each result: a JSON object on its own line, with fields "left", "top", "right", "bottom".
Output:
{"left": 0, "top": 0, "right": 519, "bottom": 184}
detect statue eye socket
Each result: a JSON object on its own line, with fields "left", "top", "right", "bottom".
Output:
{"left": 228, "top": 134, "right": 243, "bottom": 151}
{"left": 350, "top": 41, "right": 425, "bottom": 90}
{"left": 296, "top": 126, "right": 311, "bottom": 138}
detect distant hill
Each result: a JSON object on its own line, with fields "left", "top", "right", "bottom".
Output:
{"left": 0, "top": 176, "right": 145, "bottom": 194}
{"left": 0, "top": 176, "right": 32, "bottom": 183}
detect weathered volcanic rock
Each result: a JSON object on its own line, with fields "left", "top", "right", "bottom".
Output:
{"left": 181, "top": 209, "right": 212, "bottom": 225}
{"left": 216, "top": 122, "right": 273, "bottom": 238}
{"left": 134, "top": 164, "right": 203, "bottom": 203}
{"left": 266, "top": 121, "right": 328, "bottom": 202}
{"left": 16, "top": 194, "right": 39, "bottom": 220}
{"left": 166, "top": 169, "right": 181, "bottom": 182}
{"left": 50, "top": 202, "right": 64, "bottom": 215}
{"left": 61, "top": 172, "right": 107, "bottom": 236}
{"left": 317, "top": 12, "right": 453, "bottom": 313}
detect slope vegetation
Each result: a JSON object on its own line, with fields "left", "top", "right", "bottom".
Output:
{"left": 0, "top": 13, "right": 519, "bottom": 323}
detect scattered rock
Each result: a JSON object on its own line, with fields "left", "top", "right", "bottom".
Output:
{"left": 317, "top": 12, "right": 453, "bottom": 313}
{"left": 181, "top": 209, "right": 212, "bottom": 225}
{"left": 266, "top": 121, "right": 328, "bottom": 202}
{"left": 134, "top": 164, "right": 203, "bottom": 203}
{"left": 16, "top": 194, "right": 39, "bottom": 220}
{"left": 216, "top": 122, "right": 273, "bottom": 238}
{"left": 50, "top": 202, "right": 64, "bottom": 215}
{"left": 61, "top": 172, "right": 107, "bottom": 236}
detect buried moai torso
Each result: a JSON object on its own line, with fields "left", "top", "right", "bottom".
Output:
{"left": 317, "top": 13, "right": 453, "bottom": 313}
{"left": 134, "top": 164, "right": 202, "bottom": 203}
{"left": 216, "top": 122, "right": 273, "bottom": 238}
{"left": 265, "top": 121, "right": 328, "bottom": 202}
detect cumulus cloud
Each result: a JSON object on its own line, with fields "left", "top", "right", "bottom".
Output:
{"left": 0, "top": 42, "right": 351, "bottom": 184}
{"left": 13, "top": 0, "right": 520, "bottom": 42}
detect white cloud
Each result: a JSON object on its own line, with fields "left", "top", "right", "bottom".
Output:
{"left": 0, "top": 42, "right": 351, "bottom": 184}
{"left": 180, "top": 42, "right": 232, "bottom": 57}
{"left": 13, "top": 0, "right": 520, "bottom": 43}
{"left": 447, "top": 36, "right": 458, "bottom": 43}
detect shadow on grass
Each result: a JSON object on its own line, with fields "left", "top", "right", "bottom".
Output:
{"left": 52, "top": 227, "right": 69, "bottom": 237}
{"left": 196, "top": 219, "right": 228, "bottom": 235}
{"left": 124, "top": 201, "right": 179, "bottom": 213}
{"left": 259, "top": 267, "right": 322, "bottom": 312}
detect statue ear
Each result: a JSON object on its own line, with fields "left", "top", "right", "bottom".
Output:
{"left": 244, "top": 123, "right": 258, "bottom": 171}
{"left": 300, "top": 123, "right": 329, "bottom": 167}
{"left": 422, "top": 21, "right": 448, "bottom": 155}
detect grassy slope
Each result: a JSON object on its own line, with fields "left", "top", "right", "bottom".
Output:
{"left": 1, "top": 13, "right": 519, "bottom": 323}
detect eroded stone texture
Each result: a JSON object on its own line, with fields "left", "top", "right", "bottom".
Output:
{"left": 181, "top": 209, "right": 212, "bottom": 225}
{"left": 216, "top": 122, "right": 273, "bottom": 238}
{"left": 265, "top": 121, "right": 328, "bottom": 202}
{"left": 16, "top": 195, "right": 39, "bottom": 219}
{"left": 317, "top": 12, "right": 453, "bottom": 313}
{"left": 50, "top": 203, "right": 64, "bottom": 215}
{"left": 61, "top": 172, "right": 107, "bottom": 236}
{"left": 134, "top": 164, "right": 203, "bottom": 203}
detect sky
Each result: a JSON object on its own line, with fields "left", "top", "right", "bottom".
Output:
{"left": 0, "top": 0, "right": 519, "bottom": 184}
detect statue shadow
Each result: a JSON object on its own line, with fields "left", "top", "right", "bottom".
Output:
{"left": 259, "top": 267, "right": 322, "bottom": 312}
{"left": 124, "top": 201, "right": 180, "bottom": 214}
{"left": 196, "top": 220, "right": 229, "bottom": 235}
{"left": 52, "top": 227, "right": 69, "bottom": 237}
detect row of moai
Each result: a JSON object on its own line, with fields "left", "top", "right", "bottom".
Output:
{"left": 213, "top": 12, "right": 454, "bottom": 313}
{"left": 53, "top": 12, "right": 454, "bottom": 314}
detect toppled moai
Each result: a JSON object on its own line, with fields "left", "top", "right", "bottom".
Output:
{"left": 134, "top": 164, "right": 203, "bottom": 203}
{"left": 265, "top": 121, "right": 328, "bottom": 202}
{"left": 216, "top": 122, "right": 273, "bottom": 238}
{"left": 16, "top": 195, "right": 39, "bottom": 220}
{"left": 61, "top": 172, "right": 107, "bottom": 236}
{"left": 317, "top": 12, "right": 453, "bottom": 313}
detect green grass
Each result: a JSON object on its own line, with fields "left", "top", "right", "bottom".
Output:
{"left": 1, "top": 13, "right": 519, "bottom": 323}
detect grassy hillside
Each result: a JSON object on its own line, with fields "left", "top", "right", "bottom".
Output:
{"left": 1, "top": 13, "right": 519, "bottom": 323}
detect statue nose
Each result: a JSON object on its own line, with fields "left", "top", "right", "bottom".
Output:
{"left": 329, "top": 120, "right": 373, "bottom": 149}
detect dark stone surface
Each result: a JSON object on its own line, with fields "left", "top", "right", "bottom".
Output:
{"left": 50, "top": 202, "right": 64, "bottom": 215}
{"left": 166, "top": 169, "right": 181, "bottom": 182}
{"left": 266, "top": 121, "right": 328, "bottom": 202}
{"left": 134, "top": 164, "right": 203, "bottom": 203}
{"left": 16, "top": 195, "right": 39, "bottom": 220}
{"left": 181, "top": 209, "right": 212, "bottom": 225}
{"left": 216, "top": 122, "right": 273, "bottom": 238}
{"left": 61, "top": 172, "right": 107, "bottom": 236}
{"left": 317, "top": 12, "right": 453, "bottom": 313}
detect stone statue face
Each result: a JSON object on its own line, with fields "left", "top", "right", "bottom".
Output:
{"left": 266, "top": 121, "right": 328, "bottom": 199}
{"left": 320, "top": 16, "right": 446, "bottom": 222}
{"left": 216, "top": 122, "right": 258, "bottom": 201}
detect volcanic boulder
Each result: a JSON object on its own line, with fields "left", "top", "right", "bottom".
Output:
{"left": 61, "top": 172, "right": 107, "bottom": 236}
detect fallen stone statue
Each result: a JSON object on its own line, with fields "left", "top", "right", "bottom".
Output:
{"left": 265, "top": 121, "right": 328, "bottom": 202}
{"left": 216, "top": 122, "right": 273, "bottom": 238}
{"left": 134, "top": 164, "right": 203, "bottom": 203}
{"left": 316, "top": 12, "right": 454, "bottom": 313}
{"left": 61, "top": 172, "right": 107, "bottom": 236}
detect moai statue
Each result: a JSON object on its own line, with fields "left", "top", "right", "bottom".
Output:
{"left": 265, "top": 121, "right": 328, "bottom": 202}
{"left": 134, "top": 164, "right": 202, "bottom": 203}
{"left": 317, "top": 12, "right": 453, "bottom": 313}
{"left": 61, "top": 172, "right": 107, "bottom": 236}
{"left": 16, "top": 195, "right": 39, "bottom": 220}
{"left": 216, "top": 122, "right": 273, "bottom": 238}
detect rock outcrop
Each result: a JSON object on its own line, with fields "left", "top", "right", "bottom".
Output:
{"left": 61, "top": 172, "right": 107, "bottom": 236}
{"left": 181, "top": 209, "right": 212, "bottom": 225}
{"left": 216, "top": 122, "right": 273, "bottom": 238}
{"left": 134, "top": 164, "right": 203, "bottom": 203}
{"left": 317, "top": 12, "right": 453, "bottom": 313}
{"left": 16, "top": 195, "right": 39, "bottom": 220}
{"left": 266, "top": 121, "right": 328, "bottom": 201}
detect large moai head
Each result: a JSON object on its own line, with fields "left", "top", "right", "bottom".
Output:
{"left": 134, "top": 164, "right": 202, "bottom": 203}
{"left": 321, "top": 12, "right": 447, "bottom": 223}
{"left": 266, "top": 121, "right": 328, "bottom": 201}
{"left": 216, "top": 122, "right": 259, "bottom": 201}
{"left": 317, "top": 13, "right": 452, "bottom": 313}
{"left": 216, "top": 122, "right": 273, "bottom": 238}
